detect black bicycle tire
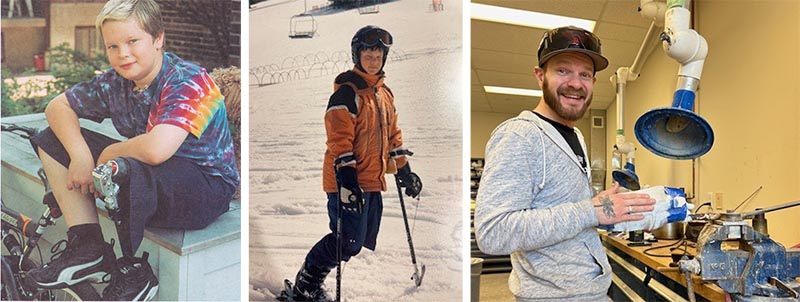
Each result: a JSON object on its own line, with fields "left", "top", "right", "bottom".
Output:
{"left": 63, "top": 283, "right": 101, "bottom": 301}
{"left": 1, "top": 256, "right": 21, "bottom": 301}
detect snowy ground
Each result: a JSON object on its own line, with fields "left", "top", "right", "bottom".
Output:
{"left": 248, "top": 0, "right": 463, "bottom": 301}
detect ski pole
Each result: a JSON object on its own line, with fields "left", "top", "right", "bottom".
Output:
{"left": 395, "top": 176, "right": 426, "bottom": 287}
{"left": 336, "top": 202, "right": 342, "bottom": 302}
{"left": 335, "top": 168, "right": 343, "bottom": 302}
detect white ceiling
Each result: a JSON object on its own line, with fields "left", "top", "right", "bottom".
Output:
{"left": 471, "top": 0, "right": 655, "bottom": 114}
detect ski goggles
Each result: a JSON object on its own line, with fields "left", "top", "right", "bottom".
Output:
{"left": 359, "top": 28, "right": 393, "bottom": 47}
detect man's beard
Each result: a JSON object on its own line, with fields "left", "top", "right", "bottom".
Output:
{"left": 541, "top": 76, "right": 592, "bottom": 122}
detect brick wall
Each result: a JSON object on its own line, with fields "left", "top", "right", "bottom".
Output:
{"left": 157, "top": 0, "right": 240, "bottom": 70}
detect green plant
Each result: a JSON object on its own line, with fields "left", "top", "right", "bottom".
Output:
{"left": 1, "top": 44, "right": 108, "bottom": 117}
{"left": 1, "top": 68, "right": 24, "bottom": 116}
{"left": 47, "top": 43, "right": 109, "bottom": 92}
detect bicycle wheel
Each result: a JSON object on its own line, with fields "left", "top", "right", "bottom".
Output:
{"left": 1, "top": 257, "right": 21, "bottom": 301}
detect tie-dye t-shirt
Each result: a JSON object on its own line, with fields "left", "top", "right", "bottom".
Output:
{"left": 64, "top": 52, "right": 239, "bottom": 188}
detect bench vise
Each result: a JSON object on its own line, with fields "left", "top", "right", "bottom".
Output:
{"left": 679, "top": 200, "right": 800, "bottom": 302}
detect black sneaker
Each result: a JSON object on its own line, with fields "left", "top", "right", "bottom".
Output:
{"left": 26, "top": 238, "right": 115, "bottom": 289}
{"left": 102, "top": 252, "right": 159, "bottom": 301}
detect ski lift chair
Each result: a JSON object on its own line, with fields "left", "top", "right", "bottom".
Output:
{"left": 357, "top": 0, "right": 379, "bottom": 14}
{"left": 288, "top": 13, "right": 317, "bottom": 39}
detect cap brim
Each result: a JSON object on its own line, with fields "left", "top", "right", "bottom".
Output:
{"left": 539, "top": 49, "right": 609, "bottom": 72}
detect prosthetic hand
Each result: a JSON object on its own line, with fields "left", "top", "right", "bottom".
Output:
{"left": 605, "top": 186, "right": 693, "bottom": 232}
{"left": 336, "top": 166, "right": 363, "bottom": 213}
{"left": 396, "top": 163, "right": 422, "bottom": 198}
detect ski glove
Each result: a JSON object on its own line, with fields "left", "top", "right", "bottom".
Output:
{"left": 397, "top": 163, "right": 422, "bottom": 198}
{"left": 601, "top": 186, "right": 694, "bottom": 232}
{"left": 336, "top": 166, "right": 363, "bottom": 213}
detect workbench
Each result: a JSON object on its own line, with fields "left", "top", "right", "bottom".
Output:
{"left": 601, "top": 232, "right": 726, "bottom": 302}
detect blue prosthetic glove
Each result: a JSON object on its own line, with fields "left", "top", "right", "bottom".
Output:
{"left": 604, "top": 186, "right": 693, "bottom": 232}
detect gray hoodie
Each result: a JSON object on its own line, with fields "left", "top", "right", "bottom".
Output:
{"left": 474, "top": 111, "right": 612, "bottom": 302}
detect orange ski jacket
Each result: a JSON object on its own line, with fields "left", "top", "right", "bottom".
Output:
{"left": 322, "top": 68, "right": 408, "bottom": 193}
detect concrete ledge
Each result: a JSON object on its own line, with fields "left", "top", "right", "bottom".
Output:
{"left": 1, "top": 17, "right": 46, "bottom": 28}
{"left": 1, "top": 113, "right": 241, "bottom": 301}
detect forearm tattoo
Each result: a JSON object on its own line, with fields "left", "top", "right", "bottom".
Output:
{"left": 594, "top": 195, "right": 615, "bottom": 218}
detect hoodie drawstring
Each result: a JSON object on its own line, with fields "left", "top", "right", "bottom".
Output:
{"left": 533, "top": 118, "right": 546, "bottom": 190}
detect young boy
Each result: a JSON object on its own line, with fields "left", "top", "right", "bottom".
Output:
{"left": 26, "top": 0, "right": 239, "bottom": 300}
{"left": 281, "top": 25, "right": 423, "bottom": 301}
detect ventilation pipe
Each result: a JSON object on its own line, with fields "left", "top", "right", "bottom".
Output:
{"left": 634, "top": 0, "right": 714, "bottom": 160}
{"left": 609, "top": 4, "right": 664, "bottom": 190}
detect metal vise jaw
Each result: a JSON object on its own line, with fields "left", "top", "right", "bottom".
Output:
{"left": 685, "top": 212, "right": 800, "bottom": 301}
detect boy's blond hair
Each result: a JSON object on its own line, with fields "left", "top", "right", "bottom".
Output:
{"left": 96, "top": 0, "right": 164, "bottom": 39}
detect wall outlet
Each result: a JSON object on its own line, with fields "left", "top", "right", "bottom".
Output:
{"left": 711, "top": 192, "right": 724, "bottom": 210}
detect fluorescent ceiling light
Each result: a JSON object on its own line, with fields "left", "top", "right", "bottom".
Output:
{"left": 484, "top": 86, "right": 542, "bottom": 97}
{"left": 471, "top": 3, "right": 595, "bottom": 32}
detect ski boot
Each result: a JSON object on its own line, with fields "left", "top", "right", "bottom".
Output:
{"left": 277, "top": 279, "right": 332, "bottom": 302}
{"left": 277, "top": 262, "right": 332, "bottom": 302}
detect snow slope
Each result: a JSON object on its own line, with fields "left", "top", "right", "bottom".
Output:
{"left": 248, "top": 0, "right": 463, "bottom": 301}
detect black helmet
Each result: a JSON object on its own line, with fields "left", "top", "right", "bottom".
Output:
{"left": 351, "top": 25, "right": 393, "bottom": 70}
{"left": 537, "top": 26, "right": 608, "bottom": 72}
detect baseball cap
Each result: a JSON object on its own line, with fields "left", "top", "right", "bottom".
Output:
{"left": 537, "top": 26, "right": 609, "bottom": 72}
